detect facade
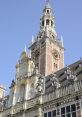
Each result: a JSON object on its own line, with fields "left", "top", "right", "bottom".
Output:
{"left": 0, "top": 1, "right": 82, "bottom": 117}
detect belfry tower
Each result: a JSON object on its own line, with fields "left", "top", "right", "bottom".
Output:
{"left": 30, "top": 1, "right": 64, "bottom": 76}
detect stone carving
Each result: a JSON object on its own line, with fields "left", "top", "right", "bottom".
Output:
{"left": 36, "top": 75, "right": 45, "bottom": 95}
{"left": 51, "top": 74, "right": 60, "bottom": 90}
{"left": 65, "top": 66, "right": 77, "bottom": 83}
{"left": 31, "top": 62, "right": 35, "bottom": 74}
{"left": 0, "top": 97, "right": 9, "bottom": 111}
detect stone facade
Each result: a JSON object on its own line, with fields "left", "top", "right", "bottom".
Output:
{"left": 0, "top": 1, "right": 82, "bottom": 117}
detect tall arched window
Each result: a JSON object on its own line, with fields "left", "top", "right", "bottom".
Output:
{"left": 46, "top": 19, "right": 49, "bottom": 25}
{"left": 42, "top": 20, "right": 44, "bottom": 26}
{"left": 51, "top": 21, "right": 53, "bottom": 27}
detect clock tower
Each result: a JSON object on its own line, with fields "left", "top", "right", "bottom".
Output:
{"left": 30, "top": 1, "right": 64, "bottom": 76}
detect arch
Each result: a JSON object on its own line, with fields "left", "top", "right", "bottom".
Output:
{"left": 46, "top": 9, "right": 49, "bottom": 14}
{"left": 51, "top": 20, "right": 53, "bottom": 27}
{"left": 42, "top": 20, "right": 44, "bottom": 26}
{"left": 46, "top": 19, "right": 49, "bottom": 25}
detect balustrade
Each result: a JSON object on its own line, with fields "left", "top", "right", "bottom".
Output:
{"left": 1, "top": 80, "right": 82, "bottom": 116}
{"left": 41, "top": 80, "right": 82, "bottom": 103}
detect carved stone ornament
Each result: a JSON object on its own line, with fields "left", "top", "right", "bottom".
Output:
{"left": 36, "top": 75, "right": 45, "bottom": 95}
{"left": 51, "top": 74, "right": 60, "bottom": 89}
{"left": 65, "top": 66, "right": 76, "bottom": 83}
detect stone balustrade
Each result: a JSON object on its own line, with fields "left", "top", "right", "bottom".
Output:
{"left": 42, "top": 80, "right": 82, "bottom": 104}
{"left": 24, "top": 96, "right": 40, "bottom": 110}
{"left": 12, "top": 80, "right": 82, "bottom": 113}
{"left": 1, "top": 80, "right": 82, "bottom": 116}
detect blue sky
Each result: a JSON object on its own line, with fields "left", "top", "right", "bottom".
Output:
{"left": 0, "top": 0, "right": 82, "bottom": 94}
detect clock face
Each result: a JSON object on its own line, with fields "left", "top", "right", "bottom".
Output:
{"left": 52, "top": 49, "right": 59, "bottom": 60}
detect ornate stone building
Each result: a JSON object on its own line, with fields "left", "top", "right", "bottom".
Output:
{"left": 0, "top": 1, "right": 82, "bottom": 117}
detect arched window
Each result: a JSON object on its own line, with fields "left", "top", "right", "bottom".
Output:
{"left": 47, "top": 10, "right": 49, "bottom": 14}
{"left": 46, "top": 19, "right": 49, "bottom": 25}
{"left": 42, "top": 20, "right": 44, "bottom": 26}
{"left": 51, "top": 21, "right": 53, "bottom": 27}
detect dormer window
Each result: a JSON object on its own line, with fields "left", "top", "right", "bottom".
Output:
{"left": 46, "top": 19, "right": 49, "bottom": 25}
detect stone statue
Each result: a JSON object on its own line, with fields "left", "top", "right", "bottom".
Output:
{"left": 65, "top": 66, "right": 76, "bottom": 83}
{"left": 36, "top": 75, "right": 45, "bottom": 95}
{"left": 51, "top": 74, "right": 60, "bottom": 90}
